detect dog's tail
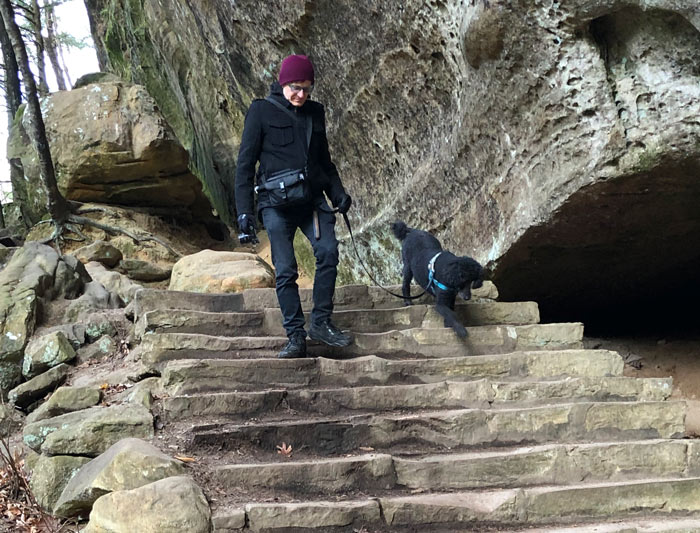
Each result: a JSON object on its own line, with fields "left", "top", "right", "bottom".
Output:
{"left": 391, "top": 221, "right": 410, "bottom": 241}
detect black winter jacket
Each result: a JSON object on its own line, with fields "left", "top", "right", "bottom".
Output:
{"left": 234, "top": 82, "right": 347, "bottom": 218}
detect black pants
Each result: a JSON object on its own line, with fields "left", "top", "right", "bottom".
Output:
{"left": 262, "top": 201, "right": 339, "bottom": 338}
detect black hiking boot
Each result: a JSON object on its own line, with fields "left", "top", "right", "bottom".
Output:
{"left": 277, "top": 333, "right": 307, "bottom": 359}
{"left": 309, "top": 320, "right": 353, "bottom": 348}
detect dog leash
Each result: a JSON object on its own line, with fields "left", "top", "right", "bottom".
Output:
{"left": 339, "top": 212, "right": 428, "bottom": 301}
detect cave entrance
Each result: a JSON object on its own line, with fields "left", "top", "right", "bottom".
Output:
{"left": 492, "top": 7, "right": 700, "bottom": 336}
{"left": 493, "top": 157, "right": 700, "bottom": 335}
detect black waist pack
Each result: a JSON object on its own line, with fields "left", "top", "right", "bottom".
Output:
{"left": 257, "top": 97, "right": 314, "bottom": 208}
{"left": 259, "top": 167, "right": 311, "bottom": 207}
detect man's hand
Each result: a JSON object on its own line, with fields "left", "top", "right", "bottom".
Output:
{"left": 237, "top": 213, "right": 259, "bottom": 245}
{"left": 336, "top": 194, "right": 352, "bottom": 214}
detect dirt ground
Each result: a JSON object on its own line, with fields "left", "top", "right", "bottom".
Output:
{"left": 584, "top": 335, "right": 700, "bottom": 436}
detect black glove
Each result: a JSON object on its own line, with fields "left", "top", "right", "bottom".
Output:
{"left": 336, "top": 194, "right": 352, "bottom": 214}
{"left": 237, "top": 213, "right": 259, "bottom": 245}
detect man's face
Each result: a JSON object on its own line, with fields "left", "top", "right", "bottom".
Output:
{"left": 283, "top": 80, "right": 314, "bottom": 107}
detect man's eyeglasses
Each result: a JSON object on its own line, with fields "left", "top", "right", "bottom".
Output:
{"left": 288, "top": 84, "right": 314, "bottom": 95}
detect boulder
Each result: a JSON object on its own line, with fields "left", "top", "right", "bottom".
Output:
{"left": 0, "top": 242, "right": 59, "bottom": 394}
{"left": 66, "top": 281, "right": 122, "bottom": 321}
{"left": 84, "top": 313, "right": 118, "bottom": 343}
{"left": 22, "top": 332, "right": 76, "bottom": 379}
{"left": 9, "top": 363, "right": 71, "bottom": 409}
{"left": 30, "top": 454, "right": 91, "bottom": 514}
{"left": 23, "top": 404, "right": 154, "bottom": 456}
{"left": 41, "top": 323, "right": 87, "bottom": 350}
{"left": 78, "top": 335, "right": 117, "bottom": 362}
{"left": 54, "top": 438, "right": 186, "bottom": 518}
{"left": 26, "top": 386, "right": 102, "bottom": 424}
{"left": 74, "top": 241, "right": 123, "bottom": 268}
{"left": 115, "top": 259, "right": 171, "bottom": 282}
{"left": 114, "top": 377, "right": 161, "bottom": 410}
{"left": 53, "top": 255, "right": 91, "bottom": 299}
{"left": 169, "top": 250, "right": 275, "bottom": 293}
{"left": 85, "top": 261, "right": 142, "bottom": 305}
{"left": 7, "top": 81, "right": 212, "bottom": 226}
{"left": 83, "top": 476, "right": 210, "bottom": 533}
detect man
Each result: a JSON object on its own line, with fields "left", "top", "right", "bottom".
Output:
{"left": 235, "top": 54, "right": 353, "bottom": 359}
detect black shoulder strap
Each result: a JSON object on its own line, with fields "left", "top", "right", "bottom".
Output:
{"left": 265, "top": 97, "right": 312, "bottom": 156}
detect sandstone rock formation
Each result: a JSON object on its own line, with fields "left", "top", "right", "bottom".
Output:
{"left": 169, "top": 250, "right": 275, "bottom": 293}
{"left": 84, "top": 0, "right": 700, "bottom": 325}
{"left": 83, "top": 476, "right": 211, "bottom": 533}
{"left": 55, "top": 438, "right": 186, "bottom": 518}
{"left": 30, "top": 455, "right": 92, "bottom": 514}
{"left": 22, "top": 331, "right": 76, "bottom": 378}
{"left": 26, "top": 386, "right": 102, "bottom": 424}
{"left": 7, "top": 80, "right": 212, "bottom": 226}
{"left": 0, "top": 243, "right": 89, "bottom": 394}
{"left": 23, "top": 404, "right": 154, "bottom": 457}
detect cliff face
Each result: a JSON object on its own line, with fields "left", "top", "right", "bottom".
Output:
{"left": 84, "top": 0, "right": 700, "bottom": 323}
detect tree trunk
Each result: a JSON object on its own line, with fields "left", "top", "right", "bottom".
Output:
{"left": 0, "top": 14, "right": 21, "bottom": 124}
{"left": 0, "top": 14, "right": 23, "bottom": 229}
{"left": 0, "top": 0, "right": 69, "bottom": 224}
{"left": 43, "top": 0, "right": 66, "bottom": 90}
{"left": 29, "top": 0, "right": 49, "bottom": 95}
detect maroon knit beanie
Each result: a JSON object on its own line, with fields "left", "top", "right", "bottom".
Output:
{"left": 278, "top": 54, "right": 315, "bottom": 86}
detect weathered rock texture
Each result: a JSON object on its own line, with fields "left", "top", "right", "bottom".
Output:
{"left": 83, "top": 476, "right": 211, "bottom": 533}
{"left": 7, "top": 80, "right": 212, "bottom": 226}
{"left": 54, "top": 438, "right": 186, "bottom": 518}
{"left": 169, "top": 250, "right": 275, "bottom": 293}
{"left": 85, "top": 0, "right": 700, "bottom": 324}
{"left": 0, "top": 243, "right": 88, "bottom": 395}
{"left": 25, "top": 203, "right": 235, "bottom": 289}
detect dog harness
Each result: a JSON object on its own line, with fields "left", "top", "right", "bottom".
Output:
{"left": 427, "top": 252, "right": 452, "bottom": 292}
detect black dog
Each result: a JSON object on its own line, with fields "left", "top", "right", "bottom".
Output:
{"left": 392, "top": 221, "right": 484, "bottom": 338}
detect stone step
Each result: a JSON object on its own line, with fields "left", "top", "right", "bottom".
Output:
{"left": 161, "top": 377, "right": 672, "bottom": 419}
{"left": 135, "top": 309, "right": 265, "bottom": 339}
{"left": 504, "top": 519, "right": 700, "bottom": 533}
{"left": 135, "top": 300, "right": 540, "bottom": 338}
{"left": 209, "top": 440, "right": 699, "bottom": 496}
{"left": 160, "top": 350, "right": 624, "bottom": 395}
{"left": 211, "top": 477, "right": 700, "bottom": 531}
{"left": 212, "top": 515, "right": 700, "bottom": 533}
{"left": 393, "top": 439, "right": 698, "bottom": 490}
{"left": 133, "top": 283, "right": 500, "bottom": 318}
{"left": 261, "top": 300, "right": 540, "bottom": 336}
{"left": 190, "top": 401, "right": 685, "bottom": 455}
{"left": 140, "top": 323, "right": 584, "bottom": 367}
{"left": 381, "top": 478, "right": 700, "bottom": 528}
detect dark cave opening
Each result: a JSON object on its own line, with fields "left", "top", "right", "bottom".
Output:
{"left": 493, "top": 156, "right": 700, "bottom": 338}
{"left": 544, "top": 278, "right": 700, "bottom": 338}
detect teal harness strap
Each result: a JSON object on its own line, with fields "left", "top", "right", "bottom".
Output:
{"left": 427, "top": 252, "right": 452, "bottom": 292}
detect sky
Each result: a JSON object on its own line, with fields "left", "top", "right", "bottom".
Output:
{"left": 0, "top": 0, "right": 99, "bottom": 198}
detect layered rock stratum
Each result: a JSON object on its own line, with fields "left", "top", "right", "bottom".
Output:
{"left": 84, "top": 0, "right": 700, "bottom": 322}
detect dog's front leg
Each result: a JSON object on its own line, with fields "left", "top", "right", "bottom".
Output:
{"left": 402, "top": 265, "right": 414, "bottom": 306}
{"left": 436, "top": 290, "right": 467, "bottom": 338}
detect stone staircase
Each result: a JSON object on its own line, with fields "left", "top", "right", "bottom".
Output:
{"left": 133, "top": 284, "right": 699, "bottom": 532}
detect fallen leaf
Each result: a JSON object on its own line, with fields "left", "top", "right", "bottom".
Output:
{"left": 174, "top": 455, "right": 196, "bottom": 463}
{"left": 276, "top": 442, "right": 293, "bottom": 458}
{"left": 358, "top": 446, "right": 375, "bottom": 452}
